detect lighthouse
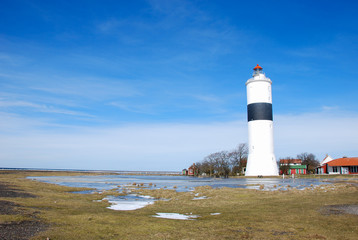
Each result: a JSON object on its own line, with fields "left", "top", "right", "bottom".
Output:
{"left": 245, "top": 64, "right": 278, "bottom": 176}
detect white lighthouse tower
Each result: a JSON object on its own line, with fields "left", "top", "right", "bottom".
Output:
{"left": 245, "top": 64, "right": 278, "bottom": 176}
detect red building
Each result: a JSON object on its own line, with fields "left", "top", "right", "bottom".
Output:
{"left": 316, "top": 155, "right": 333, "bottom": 174}
{"left": 187, "top": 163, "right": 197, "bottom": 176}
{"left": 316, "top": 156, "right": 358, "bottom": 174}
{"left": 327, "top": 157, "right": 358, "bottom": 174}
{"left": 279, "top": 159, "right": 307, "bottom": 175}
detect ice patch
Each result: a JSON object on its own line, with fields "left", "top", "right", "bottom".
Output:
{"left": 105, "top": 194, "right": 155, "bottom": 211}
{"left": 153, "top": 213, "right": 199, "bottom": 220}
{"left": 107, "top": 201, "right": 154, "bottom": 211}
{"left": 140, "top": 195, "right": 155, "bottom": 199}
{"left": 192, "top": 196, "right": 209, "bottom": 200}
{"left": 71, "top": 190, "right": 96, "bottom": 194}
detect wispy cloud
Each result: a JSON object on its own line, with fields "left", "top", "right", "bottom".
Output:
{"left": 0, "top": 51, "right": 31, "bottom": 67}
{"left": 192, "top": 94, "right": 222, "bottom": 103}
{"left": 0, "top": 70, "right": 142, "bottom": 112}
{"left": 93, "top": 0, "right": 244, "bottom": 63}
{"left": 0, "top": 99, "right": 93, "bottom": 117}
{"left": 29, "top": 76, "right": 141, "bottom": 99}
{"left": 109, "top": 101, "right": 155, "bottom": 114}
{"left": 286, "top": 47, "right": 334, "bottom": 59}
{"left": 321, "top": 105, "right": 339, "bottom": 111}
{"left": 96, "top": 18, "right": 121, "bottom": 34}
{"left": 285, "top": 34, "right": 358, "bottom": 64}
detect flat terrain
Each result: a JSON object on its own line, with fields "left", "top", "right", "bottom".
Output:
{"left": 0, "top": 171, "right": 357, "bottom": 240}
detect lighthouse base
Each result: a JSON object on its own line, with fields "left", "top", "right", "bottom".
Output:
{"left": 245, "top": 154, "right": 279, "bottom": 176}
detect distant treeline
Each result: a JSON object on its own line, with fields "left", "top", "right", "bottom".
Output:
{"left": 195, "top": 144, "right": 321, "bottom": 176}
{"left": 195, "top": 143, "right": 248, "bottom": 177}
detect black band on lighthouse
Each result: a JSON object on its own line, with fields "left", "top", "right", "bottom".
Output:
{"left": 247, "top": 103, "right": 273, "bottom": 122}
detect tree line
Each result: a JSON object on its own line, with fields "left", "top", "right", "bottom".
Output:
{"left": 195, "top": 144, "right": 321, "bottom": 176}
{"left": 195, "top": 143, "right": 248, "bottom": 177}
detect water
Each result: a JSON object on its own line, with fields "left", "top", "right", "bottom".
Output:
{"left": 28, "top": 175, "right": 331, "bottom": 192}
{"left": 28, "top": 175, "right": 332, "bottom": 211}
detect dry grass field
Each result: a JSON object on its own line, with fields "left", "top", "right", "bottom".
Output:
{"left": 0, "top": 171, "right": 357, "bottom": 240}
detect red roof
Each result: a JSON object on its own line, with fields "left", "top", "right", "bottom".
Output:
{"left": 253, "top": 64, "right": 263, "bottom": 70}
{"left": 327, "top": 157, "right": 358, "bottom": 166}
{"left": 280, "top": 159, "right": 302, "bottom": 164}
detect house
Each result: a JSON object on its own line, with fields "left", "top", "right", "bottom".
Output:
{"left": 279, "top": 159, "right": 307, "bottom": 175}
{"left": 316, "top": 155, "right": 333, "bottom": 174}
{"left": 325, "top": 157, "right": 358, "bottom": 174}
{"left": 182, "top": 169, "right": 188, "bottom": 175}
{"left": 187, "top": 163, "right": 197, "bottom": 176}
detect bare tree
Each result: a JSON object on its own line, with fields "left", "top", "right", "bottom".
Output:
{"left": 196, "top": 143, "right": 248, "bottom": 177}
{"left": 297, "top": 152, "right": 320, "bottom": 174}
{"left": 216, "top": 151, "right": 230, "bottom": 177}
{"left": 228, "top": 143, "right": 248, "bottom": 175}
{"left": 198, "top": 152, "right": 218, "bottom": 176}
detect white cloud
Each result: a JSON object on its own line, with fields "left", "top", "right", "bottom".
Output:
{"left": 0, "top": 109, "right": 357, "bottom": 170}
{"left": 0, "top": 120, "right": 246, "bottom": 170}
{"left": 275, "top": 111, "right": 358, "bottom": 160}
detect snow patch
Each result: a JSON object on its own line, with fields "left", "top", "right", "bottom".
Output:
{"left": 210, "top": 213, "right": 221, "bottom": 215}
{"left": 192, "top": 196, "right": 209, "bottom": 200}
{"left": 107, "top": 200, "right": 154, "bottom": 211}
{"left": 105, "top": 194, "right": 156, "bottom": 211}
{"left": 153, "top": 213, "right": 199, "bottom": 220}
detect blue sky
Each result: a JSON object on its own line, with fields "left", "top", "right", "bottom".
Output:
{"left": 1, "top": 0, "right": 358, "bottom": 171}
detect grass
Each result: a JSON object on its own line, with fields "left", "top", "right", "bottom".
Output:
{"left": 0, "top": 171, "right": 357, "bottom": 239}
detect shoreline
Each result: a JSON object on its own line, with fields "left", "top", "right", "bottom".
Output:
{"left": 3, "top": 168, "right": 358, "bottom": 179}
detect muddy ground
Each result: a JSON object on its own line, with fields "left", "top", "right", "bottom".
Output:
{"left": 0, "top": 182, "right": 48, "bottom": 240}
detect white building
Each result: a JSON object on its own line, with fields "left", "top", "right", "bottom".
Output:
{"left": 245, "top": 65, "right": 278, "bottom": 176}
{"left": 316, "top": 156, "right": 358, "bottom": 175}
